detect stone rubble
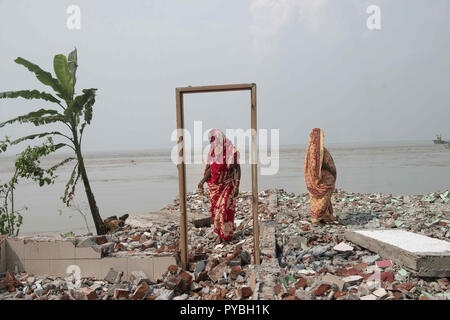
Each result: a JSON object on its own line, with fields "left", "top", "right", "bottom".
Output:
{"left": 0, "top": 188, "right": 448, "bottom": 300}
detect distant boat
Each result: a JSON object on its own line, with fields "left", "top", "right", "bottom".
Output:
{"left": 433, "top": 139, "right": 449, "bottom": 144}
{"left": 433, "top": 134, "right": 449, "bottom": 144}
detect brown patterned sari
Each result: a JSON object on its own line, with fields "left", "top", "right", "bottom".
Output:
{"left": 303, "top": 128, "right": 337, "bottom": 224}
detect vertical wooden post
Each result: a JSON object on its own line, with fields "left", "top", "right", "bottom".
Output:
{"left": 251, "top": 84, "right": 260, "bottom": 265}
{"left": 176, "top": 89, "right": 188, "bottom": 270}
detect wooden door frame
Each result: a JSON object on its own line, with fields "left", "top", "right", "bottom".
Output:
{"left": 175, "top": 83, "right": 259, "bottom": 270}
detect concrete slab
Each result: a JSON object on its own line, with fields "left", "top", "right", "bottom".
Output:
{"left": 2, "top": 238, "right": 176, "bottom": 281}
{"left": 153, "top": 255, "right": 177, "bottom": 281}
{"left": 127, "top": 257, "right": 154, "bottom": 282}
{"left": 125, "top": 211, "right": 178, "bottom": 228}
{"left": 74, "top": 246, "right": 102, "bottom": 259}
{"left": 345, "top": 229, "right": 450, "bottom": 277}
{"left": 23, "top": 259, "right": 51, "bottom": 276}
{"left": 51, "top": 241, "right": 76, "bottom": 260}
{"left": 24, "top": 241, "right": 52, "bottom": 260}
{"left": 100, "top": 257, "right": 128, "bottom": 281}
{"left": 49, "top": 259, "right": 76, "bottom": 277}
{"left": 5, "top": 239, "right": 25, "bottom": 272}
{"left": 74, "top": 259, "right": 102, "bottom": 279}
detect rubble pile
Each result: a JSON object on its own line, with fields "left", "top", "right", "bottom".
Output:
{"left": 0, "top": 188, "right": 448, "bottom": 300}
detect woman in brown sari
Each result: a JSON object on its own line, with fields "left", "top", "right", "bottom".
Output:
{"left": 303, "top": 128, "right": 337, "bottom": 224}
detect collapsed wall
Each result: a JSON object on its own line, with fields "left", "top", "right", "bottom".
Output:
{"left": 1, "top": 236, "right": 176, "bottom": 281}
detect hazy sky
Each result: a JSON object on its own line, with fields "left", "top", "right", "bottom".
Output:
{"left": 0, "top": 0, "right": 449, "bottom": 152}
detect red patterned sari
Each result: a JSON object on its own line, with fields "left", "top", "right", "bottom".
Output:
{"left": 303, "top": 128, "right": 337, "bottom": 223}
{"left": 205, "top": 129, "right": 239, "bottom": 241}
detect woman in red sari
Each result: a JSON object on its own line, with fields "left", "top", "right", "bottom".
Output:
{"left": 303, "top": 128, "right": 338, "bottom": 224}
{"left": 198, "top": 129, "right": 241, "bottom": 243}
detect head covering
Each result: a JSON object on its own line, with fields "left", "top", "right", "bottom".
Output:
{"left": 206, "top": 128, "right": 238, "bottom": 168}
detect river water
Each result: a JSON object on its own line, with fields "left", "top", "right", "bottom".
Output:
{"left": 0, "top": 141, "right": 448, "bottom": 235}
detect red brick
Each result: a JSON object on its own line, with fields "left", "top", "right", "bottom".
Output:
{"left": 6, "top": 270, "right": 20, "bottom": 292}
{"left": 346, "top": 268, "right": 363, "bottom": 276}
{"left": 114, "top": 288, "right": 130, "bottom": 300}
{"left": 380, "top": 271, "right": 394, "bottom": 283}
{"left": 376, "top": 260, "right": 393, "bottom": 268}
{"left": 179, "top": 271, "right": 193, "bottom": 283}
{"left": 230, "top": 266, "right": 241, "bottom": 280}
{"left": 437, "top": 278, "right": 448, "bottom": 287}
{"left": 165, "top": 275, "right": 181, "bottom": 289}
{"left": 228, "top": 245, "right": 243, "bottom": 261}
{"left": 354, "top": 263, "right": 368, "bottom": 271}
{"left": 75, "top": 287, "right": 97, "bottom": 300}
{"left": 393, "top": 291, "right": 403, "bottom": 300}
{"left": 131, "top": 234, "right": 141, "bottom": 241}
{"left": 393, "top": 282, "right": 414, "bottom": 291}
{"left": 274, "top": 283, "right": 283, "bottom": 295}
{"left": 168, "top": 264, "right": 179, "bottom": 274}
{"left": 283, "top": 295, "right": 297, "bottom": 300}
{"left": 334, "top": 291, "right": 347, "bottom": 299}
{"left": 197, "top": 270, "right": 208, "bottom": 282}
{"left": 95, "top": 236, "right": 108, "bottom": 245}
{"left": 294, "top": 277, "right": 307, "bottom": 289}
{"left": 239, "top": 287, "right": 253, "bottom": 299}
{"left": 313, "top": 284, "right": 331, "bottom": 296}
{"left": 131, "top": 281, "right": 148, "bottom": 300}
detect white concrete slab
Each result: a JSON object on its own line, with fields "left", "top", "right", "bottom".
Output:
{"left": 353, "top": 229, "right": 450, "bottom": 254}
{"left": 345, "top": 229, "right": 450, "bottom": 277}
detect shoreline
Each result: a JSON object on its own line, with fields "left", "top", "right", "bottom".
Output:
{"left": 12, "top": 188, "right": 450, "bottom": 237}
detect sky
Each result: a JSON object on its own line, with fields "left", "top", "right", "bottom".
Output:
{"left": 0, "top": 0, "right": 449, "bottom": 152}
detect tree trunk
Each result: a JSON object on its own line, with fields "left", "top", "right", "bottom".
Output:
{"left": 76, "top": 149, "right": 106, "bottom": 235}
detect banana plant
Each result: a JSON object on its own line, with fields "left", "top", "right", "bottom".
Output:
{"left": 0, "top": 48, "right": 107, "bottom": 234}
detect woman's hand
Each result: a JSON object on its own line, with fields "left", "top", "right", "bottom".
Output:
{"left": 233, "top": 186, "right": 239, "bottom": 198}
{"left": 197, "top": 181, "right": 204, "bottom": 195}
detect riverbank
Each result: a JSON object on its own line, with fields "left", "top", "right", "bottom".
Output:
{"left": 1, "top": 188, "right": 449, "bottom": 300}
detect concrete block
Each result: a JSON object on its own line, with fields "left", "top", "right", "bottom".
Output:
{"left": 24, "top": 241, "right": 52, "bottom": 260}
{"left": 23, "top": 259, "right": 51, "bottom": 276}
{"left": 74, "top": 259, "right": 102, "bottom": 279}
{"left": 152, "top": 255, "right": 177, "bottom": 281}
{"left": 50, "top": 259, "right": 76, "bottom": 278}
{"left": 50, "top": 241, "right": 76, "bottom": 260}
{"left": 100, "top": 257, "right": 128, "bottom": 281}
{"left": 6, "top": 239, "right": 25, "bottom": 272}
{"left": 345, "top": 229, "right": 450, "bottom": 277}
{"left": 127, "top": 257, "right": 154, "bottom": 282}
{"left": 75, "top": 246, "right": 102, "bottom": 259}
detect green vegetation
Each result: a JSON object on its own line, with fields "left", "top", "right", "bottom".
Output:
{"left": 0, "top": 48, "right": 107, "bottom": 235}
{"left": 0, "top": 137, "right": 61, "bottom": 235}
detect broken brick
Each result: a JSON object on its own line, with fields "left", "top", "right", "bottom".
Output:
{"left": 239, "top": 287, "right": 253, "bottom": 299}
{"left": 114, "top": 288, "right": 130, "bottom": 300}
{"left": 313, "top": 284, "right": 331, "bottom": 296}
{"left": 294, "top": 277, "right": 307, "bottom": 289}
{"left": 131, "top": 281, "right": 148, "bottom": 300}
